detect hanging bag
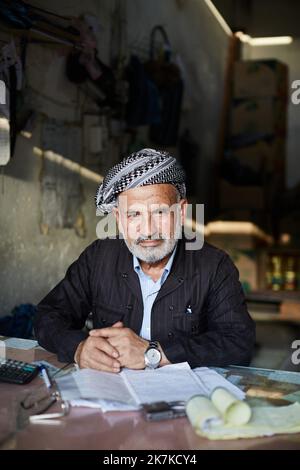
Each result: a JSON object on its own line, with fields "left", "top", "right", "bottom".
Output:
{"left": 145, "top": 25, "right": 183, "bottom": 146}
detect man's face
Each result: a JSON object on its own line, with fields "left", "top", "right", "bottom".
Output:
{"left": 113, "top": 184, "right": 187, "bottom": 263}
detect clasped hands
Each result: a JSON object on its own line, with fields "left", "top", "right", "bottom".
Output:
{"left": 75, "top": 321, "right": 159, "bottom": 372}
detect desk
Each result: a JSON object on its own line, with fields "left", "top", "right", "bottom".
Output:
{"left": 1, "top": 347, "right": 300, "bottom": 450}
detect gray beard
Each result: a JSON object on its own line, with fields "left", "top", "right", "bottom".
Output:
{"left": 124, "top": 237, "right": 178, "bottom": 264}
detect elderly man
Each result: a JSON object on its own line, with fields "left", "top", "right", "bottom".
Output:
{"left": 35, "top": 148, "right": 255, "bottom": 371}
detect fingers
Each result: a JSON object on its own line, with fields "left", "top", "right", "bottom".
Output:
{"left": 78, "top": 336, "right": 121, "bottom": 372}
{"left": 90, "top": 348, "right": 120, "bottom": 371}
{"left": 90, "top": 326, "right": 127, "bottom": 339}
{"left": 106, "top": 336, "right": 121, "bottom": 348}
{"left": 89, "top": 321, "right": 124, "bottom": 337}
{"left": 93, "top": 336, "right": 119, "bottom": 358}
{"left": 81, "top": 355, "right": 120, "bottom": 373}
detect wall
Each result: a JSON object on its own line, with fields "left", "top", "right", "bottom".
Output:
{"left": 0, "top": 0, "right": 229, "bottom": 315}
{"left": 126, "top": 0, "right": 231, "bottom": 210}
{"left": 243, "top": 41, "right": 300, "bottom": 189}
{"left": 213, "top": 0, "right": 300, "bottom": 37}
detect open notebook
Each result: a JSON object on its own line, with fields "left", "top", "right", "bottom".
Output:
{"left": 56, "top": 362, "right": 244, "bottom": 412}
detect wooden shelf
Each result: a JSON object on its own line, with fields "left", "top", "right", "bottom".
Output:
{"left": 247, "top": 290, "right": 300, "bottom": 323}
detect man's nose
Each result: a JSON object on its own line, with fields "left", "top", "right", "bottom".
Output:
{"left": 141, "top": 212, "right": 157, "bottom": 237}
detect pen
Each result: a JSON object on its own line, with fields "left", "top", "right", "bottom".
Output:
{"left": 40, "top": 365, "right": 52, "bottom": 389}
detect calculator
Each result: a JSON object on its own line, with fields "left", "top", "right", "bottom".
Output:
{"left": 0, "top": 358, "right": 40, "bottom": 384}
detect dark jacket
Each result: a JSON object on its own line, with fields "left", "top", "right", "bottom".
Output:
{"left": 34, "top": 237, "right": 256, "bottom": 367}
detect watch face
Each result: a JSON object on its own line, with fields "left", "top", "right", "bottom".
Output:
{"left": 146, "top": 348, "right": 161, "bottom": 366}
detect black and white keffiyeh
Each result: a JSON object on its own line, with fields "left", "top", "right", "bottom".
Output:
{"left": 95, "top": 148, "right": 186, "bottom": 214}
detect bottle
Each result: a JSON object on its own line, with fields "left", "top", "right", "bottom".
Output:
{"left": 271, "top": 256, "right": 283, "bottom": 291}
{"left": 284, "top": 256, "right": 296, "bottom": 291}
{"left": 265, "top": 255, "right": 273, "bottom": 290}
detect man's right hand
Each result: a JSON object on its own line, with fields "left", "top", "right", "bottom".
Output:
{"left": 74, "top": 321, "right": 123, "bottom": 372}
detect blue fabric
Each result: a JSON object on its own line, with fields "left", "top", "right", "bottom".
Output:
{"left": 0, "top": 304, "right": 37, "bottom": 339}
{"left": 133, "top": 246, "right": 177, "bottom": 340}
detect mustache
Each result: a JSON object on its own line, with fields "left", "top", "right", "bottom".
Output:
{"left": 135, "top": 234, "right": 166, "bottom": 244}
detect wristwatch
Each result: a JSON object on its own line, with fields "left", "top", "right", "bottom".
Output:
{"left": 144, "top": 341, "right": 162, "bottom": 369}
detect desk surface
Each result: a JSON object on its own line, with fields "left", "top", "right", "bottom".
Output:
{"left": 1, "top": 347, "right": 300, "bottom": 450}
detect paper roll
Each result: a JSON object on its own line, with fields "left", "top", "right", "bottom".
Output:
{"left": 211, "top": 388, "right": 251, "bottom": 425}
{"left": 186, "top": 395, "right": 223, "bottom": 431}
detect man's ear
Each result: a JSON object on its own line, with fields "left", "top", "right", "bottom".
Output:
{"left": 112, "top": 206, "right": 119, "bottom": 224}
{"left": 180, "top": 198, "right": 188, "bottom": 225}
{"left": 112, "top": 207, "right": 122, "bottom": 236}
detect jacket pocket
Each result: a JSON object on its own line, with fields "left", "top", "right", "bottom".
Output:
{"left": 93, "top": 301, "right": 125, "bottom": 329}
{"left": 171, "top": 310, "right": 200, "bottom": 337}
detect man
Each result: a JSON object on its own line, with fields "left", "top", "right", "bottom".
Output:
{"left": 35, "top": 148, "right": 255, "bottom": 371}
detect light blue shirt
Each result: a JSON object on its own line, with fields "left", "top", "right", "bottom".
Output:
{"left": 133, "top": 246, "right": 177, "bottom": 340}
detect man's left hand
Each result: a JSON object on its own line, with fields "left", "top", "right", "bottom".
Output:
{"left": 89, "top": 326, "right": 148, "bottom": 369}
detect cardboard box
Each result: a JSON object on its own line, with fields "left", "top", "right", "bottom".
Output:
{"left": 233, "top": 60, "right": 288, "bottom": 99}
{"left": 230, "top": 97, "right": 287, "bottom": 138}
{"left": 232, "top": 138, "right": 286, "bottom": 173}
{"left": 205, "top": 221, "right": 271, "bottom": 291}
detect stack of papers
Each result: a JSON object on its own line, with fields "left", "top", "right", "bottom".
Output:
{"left": 56, "top": 362, "right": 244, "bottom": 412}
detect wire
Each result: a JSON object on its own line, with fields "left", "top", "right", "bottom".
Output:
{"left": 26, "top": 3, "right": 71, "bottom": 21}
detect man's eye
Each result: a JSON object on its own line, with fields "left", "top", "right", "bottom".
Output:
{"left": 128, "top": 212, "right": 140, "bottom": 218}
{"left": 153, "top": 209, "right": 168, "bottom": 215}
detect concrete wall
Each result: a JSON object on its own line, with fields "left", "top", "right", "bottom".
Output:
{"left": 0, "top": 0, "right": 229, "bottom": 316}
{"left": 213, "top": 0, "right": 300, "bottom": 37}
{"left": 126, "top": 0, "right": 230, "bottom": 209}
{"left": 243, "top": 41, "right": 300, "bottom": 189}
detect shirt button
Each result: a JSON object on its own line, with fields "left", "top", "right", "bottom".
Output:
{"left": 126, "top": 304, "right": 133, "bottom": 310}
{"left": 169, "top": 305, "right": 174, "bottom": 311}
{"left": 122, "top": 273, "right": 128, "bottom": 278}
{"left": 178, "top": 277, "right": 184, "bottom": 283}
{"left": 168, "top": 332, "right": 174, "bottom": 338}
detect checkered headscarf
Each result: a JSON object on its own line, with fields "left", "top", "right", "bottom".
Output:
{"left": 95, "top": 148, "right": 186, "bottom": 214}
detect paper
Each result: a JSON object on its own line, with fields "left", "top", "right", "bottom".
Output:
{"left": 56, "top": 362, "right": 246, "bottom": 413}
{"left": 57, "top": 368, "right": 135, "bottom": 405}
{"left": 186, "top": 395, "right": 223, "bottom": 431}
{"left": 193, "top": 367, "right": 245, "bottom": 400}
{"left": 211, "top": 388, "right": 251, "bottom": 425}
{"left": 186, "top": 389, "right": 300, "bottom": 440}
{"left": 198, "top": 403, "right": 300, "bottom": 440}
{"left": 3, "top": 338, "right": 38, "bottom": 350}
{"left": 186, "top": 388, "right": 251, "bottom": 433}
{"left": 122, "top": 364, "right": 206, "bottom": 404}
{"left": 70, "top": 399, "right": 138, "bottom": 412}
